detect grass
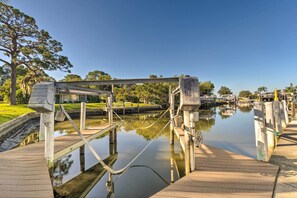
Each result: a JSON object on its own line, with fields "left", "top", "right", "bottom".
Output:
{"left": 0, "top": 104, "right": 35, "bottom": 125}
{"left": 0, "top": 102, "right": 156, "bottom": 125}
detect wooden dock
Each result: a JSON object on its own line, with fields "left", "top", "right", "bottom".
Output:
{"left": 0, "top": 123, "right": 117, "bottom": 198}
{"left": 152, "top": 127, "right": 280, "bottom": 198}
{"left": 270, "top": 120, "right": 297, "bottom": 197}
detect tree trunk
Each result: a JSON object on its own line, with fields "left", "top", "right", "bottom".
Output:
{"left": 10, "top": 65, "right": 17, "bottom": 105}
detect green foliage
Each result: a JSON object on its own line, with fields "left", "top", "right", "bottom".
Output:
{"left": 0, "top": 66, "right": 9, "bottom": 85}
{"left": 0, "top": 3, "right": 72, "bottom": 104}
{"left": 217, "top": 86, "right": 232, "bottom": 96}
{"left": 0, "top": 65, "right": 53, "bottom": 103}
{"left": 61, "top": 74, "right": 82, "bottom": 82}
{"left": 284, "top": 83, "right": 296, "bottom": 94}
{"left": 16, "top": 89, "right": 29, "bottom": 104}
{"left": 199, "top": 81, "right": 215, "bottom": 95}
{"left": 257, "top": 86, "right": 267, "bottom": 93}
{"left": 239, "top": 90, "right": 252, "bottom": 98}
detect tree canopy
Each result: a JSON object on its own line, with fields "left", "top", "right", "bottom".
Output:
{"left": 239, "top": 90, "right": 252, "bottom": 98}
{"left": 0, "top": 3, "right": 72, "bottom": 104}
{"left": 61, "top": 74, "right": 82, "bottom": 82}
{"left": 199, "top": 81, "right": 215, "bottom": 95}
{"left": 284, "top": 83, "right": 296, "bottom": 94}
{"left": 257, "top": 86, "right": 267, "bottom": 93}
{"left": 217, "top": 86, "right": 232, "bottom": 96}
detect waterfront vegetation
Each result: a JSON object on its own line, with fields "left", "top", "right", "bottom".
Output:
{"left": 0, "top": 102, "right": 155, "bottom": 125}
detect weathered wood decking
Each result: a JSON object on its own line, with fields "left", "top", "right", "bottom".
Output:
{"left": 270, "top": 120, "right": 297, "bottom": 198}
{"left": 152, "top": 127, "right": 280, "bottom": 198}
{"left": 0, "top": 123, "right": 117, "bottom": 198}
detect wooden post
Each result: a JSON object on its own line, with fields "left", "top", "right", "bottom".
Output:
{"left": 170, "top": 144, "right": 175, "bottom": 183}
{"left": 273, "top": 101, "right": 282, "bottom": 136}
{"left": 183, "top": 111, "right": 191, "bottom": 175}
{"left": 169, "top": 86, "right": 175, "bottom": 145}
{"left": 253, "top": 102, "right": 269, "bottom": 161}
{"left": 265, "top": 102, "right": 276, "bottom": 151}
{"left": 292, "top": 101, "right": 296, "bottom": 120}
{"left": 279, "top": 101, "right": 287, "bottom": 128}
{"left": 79, "top": 145, "right": 85, "bottom": 172}
{"left": 80, "top": 102, "right": 86, "bottom": 131}
{"left": 108, "top": 94, "right": 113, "bottom": 124}
{"left": 189, "top": 112, "right": 196, "bottom": 171}
{"left": 283, "top": 100, "right": 289, "bottom": 125}
{"left": 39, "top": 113, "right": 46, "bottom": 141}
{"left": 44, "top": 111, "right": 55, "bottom": 166}
{"left": 108, "top": 94, "right": 116, "bottom": 145}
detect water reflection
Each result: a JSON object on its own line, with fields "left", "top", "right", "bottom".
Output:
{"left": 238, "top": 105, "right": 253, "bottom": 113}
{"left": 218, "top": 104, "right": 237, "bottom": 119}
{"left": 51, "top": 154, "right": 74, "bottom": 187}
{"left": 13, "top": 107, "right": 256, "bottom": 197}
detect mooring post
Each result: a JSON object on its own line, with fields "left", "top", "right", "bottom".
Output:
{"left": 292, "top": 101, "right": 296, "bottom": 120}
{"left": 189, "top": 112, "right": 196, "bottom": 171}
{"left": 283, "top": 100, "right": 289, "bottom": 125}
{"left": 108, "top": 94, "right": 113, "bottom": 124}
{"left": 108, "top": 94, "right": 116, "bottom": 145}
{"left": 279, "top": 101, "right": 287, "bottom": 128}
{"left": 44, "top": 111, "right": 55, "bottom": 166}
{"left": 253, "top": 102, "right": 269, "bottom": 161}
{"left": 273, "top": 101, "right": 282, "bottom": 136}
{"left": 169, "top": 86, "right": 175, "bottom": 145}
{"left": 170, "top": 144, "right": 175, "bottom": 183}
{"left": 79, "top": 145, "right": 85, "bottom": 172}
{"left": 265, "top": 102, "right": 276, "bottom": 151}
{"left": 39, "top": 113, "right": 46, "bottom": 141}
{"left": 80, "top": 102, "right": 86, "bottom": 131}
{"left": 183, "top": 110, "right": 191, "bottom": 175}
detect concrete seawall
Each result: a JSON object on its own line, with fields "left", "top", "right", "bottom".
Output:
{"left": 0, "top": 112, "right": 40, "bottom": 142}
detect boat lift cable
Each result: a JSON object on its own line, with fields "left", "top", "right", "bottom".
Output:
{"left": 59, "top": 105, "right": 170, "bottom": 175}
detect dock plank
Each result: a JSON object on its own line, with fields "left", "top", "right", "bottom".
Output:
{"left": 152, "top": 126, "right": 279, "bottom": 198}
{"left": 0, "top": 123, "right": 117, "bottom": 198}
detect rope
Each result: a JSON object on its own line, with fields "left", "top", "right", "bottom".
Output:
{"left": 59, "top": 105, "right": 170, "bottom": 175}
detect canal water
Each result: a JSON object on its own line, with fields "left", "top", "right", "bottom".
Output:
{"left": 17, "top": 105, "right": 255, "bottom": 198}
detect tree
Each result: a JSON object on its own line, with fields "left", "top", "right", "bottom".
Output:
{"left": 61, "top": 74, "right": 82, "bottom": 82}
{"left": 0, "top": 65, "right": 9, "bottom": 85}
{"left": 85, "top": 70, "right": 111, "bottom": 91}
{"left": 257, "top": 86, "right": 267, "bottom": 93}
{"left": 0, "top": 3, "right": 72, "bottom": 105}
{"left": 199, "top": 81, "right": 215, "bottom": 95}
{"left": 284, "top": 83, "right": 296, "bottom": 94}
{"left": 239, "top": 90, "right": 252, "bottom": 98}
{"left": 217, "top": 86, "right": 232, "bottom": 96}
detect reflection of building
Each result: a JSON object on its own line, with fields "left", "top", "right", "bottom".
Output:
{"left": 59, "top": 93, "right": 87, "bottom": 103}
{"left": 200, "top": 95, "right": 216, "bottom": 104}
{"left": 219, "top": 94, "right": 237, "bottom": 103}
{"left": 218, "top": 105, "right": 236, "bottom": 119}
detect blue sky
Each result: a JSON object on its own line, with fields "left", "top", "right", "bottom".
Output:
{"left": 9, "top": 0, "right": 297, "bottom": 94}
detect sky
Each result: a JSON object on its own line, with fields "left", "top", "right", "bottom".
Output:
{"left": 7, "top": 0, "right": 297, "bottom": 94}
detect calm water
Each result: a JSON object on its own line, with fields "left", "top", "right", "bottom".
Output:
{"left": 19, "top": 105, "right": 255, "bottom": 198}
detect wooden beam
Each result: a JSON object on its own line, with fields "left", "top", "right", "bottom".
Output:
{"left": 55, "top": 77, "right": 179, "bottom": 87}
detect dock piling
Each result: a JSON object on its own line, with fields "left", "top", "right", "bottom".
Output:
{"left": 273, "top": 101, "right": 282, "bottom": 136}
{"left": 253, "top": 102, "right": 269, "bottom": 161}
{"left": 265, "top": 102, "right": 276, "bottom": 150}
{"left": 80, "top": 102, "right": 86, "bottom": 131}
